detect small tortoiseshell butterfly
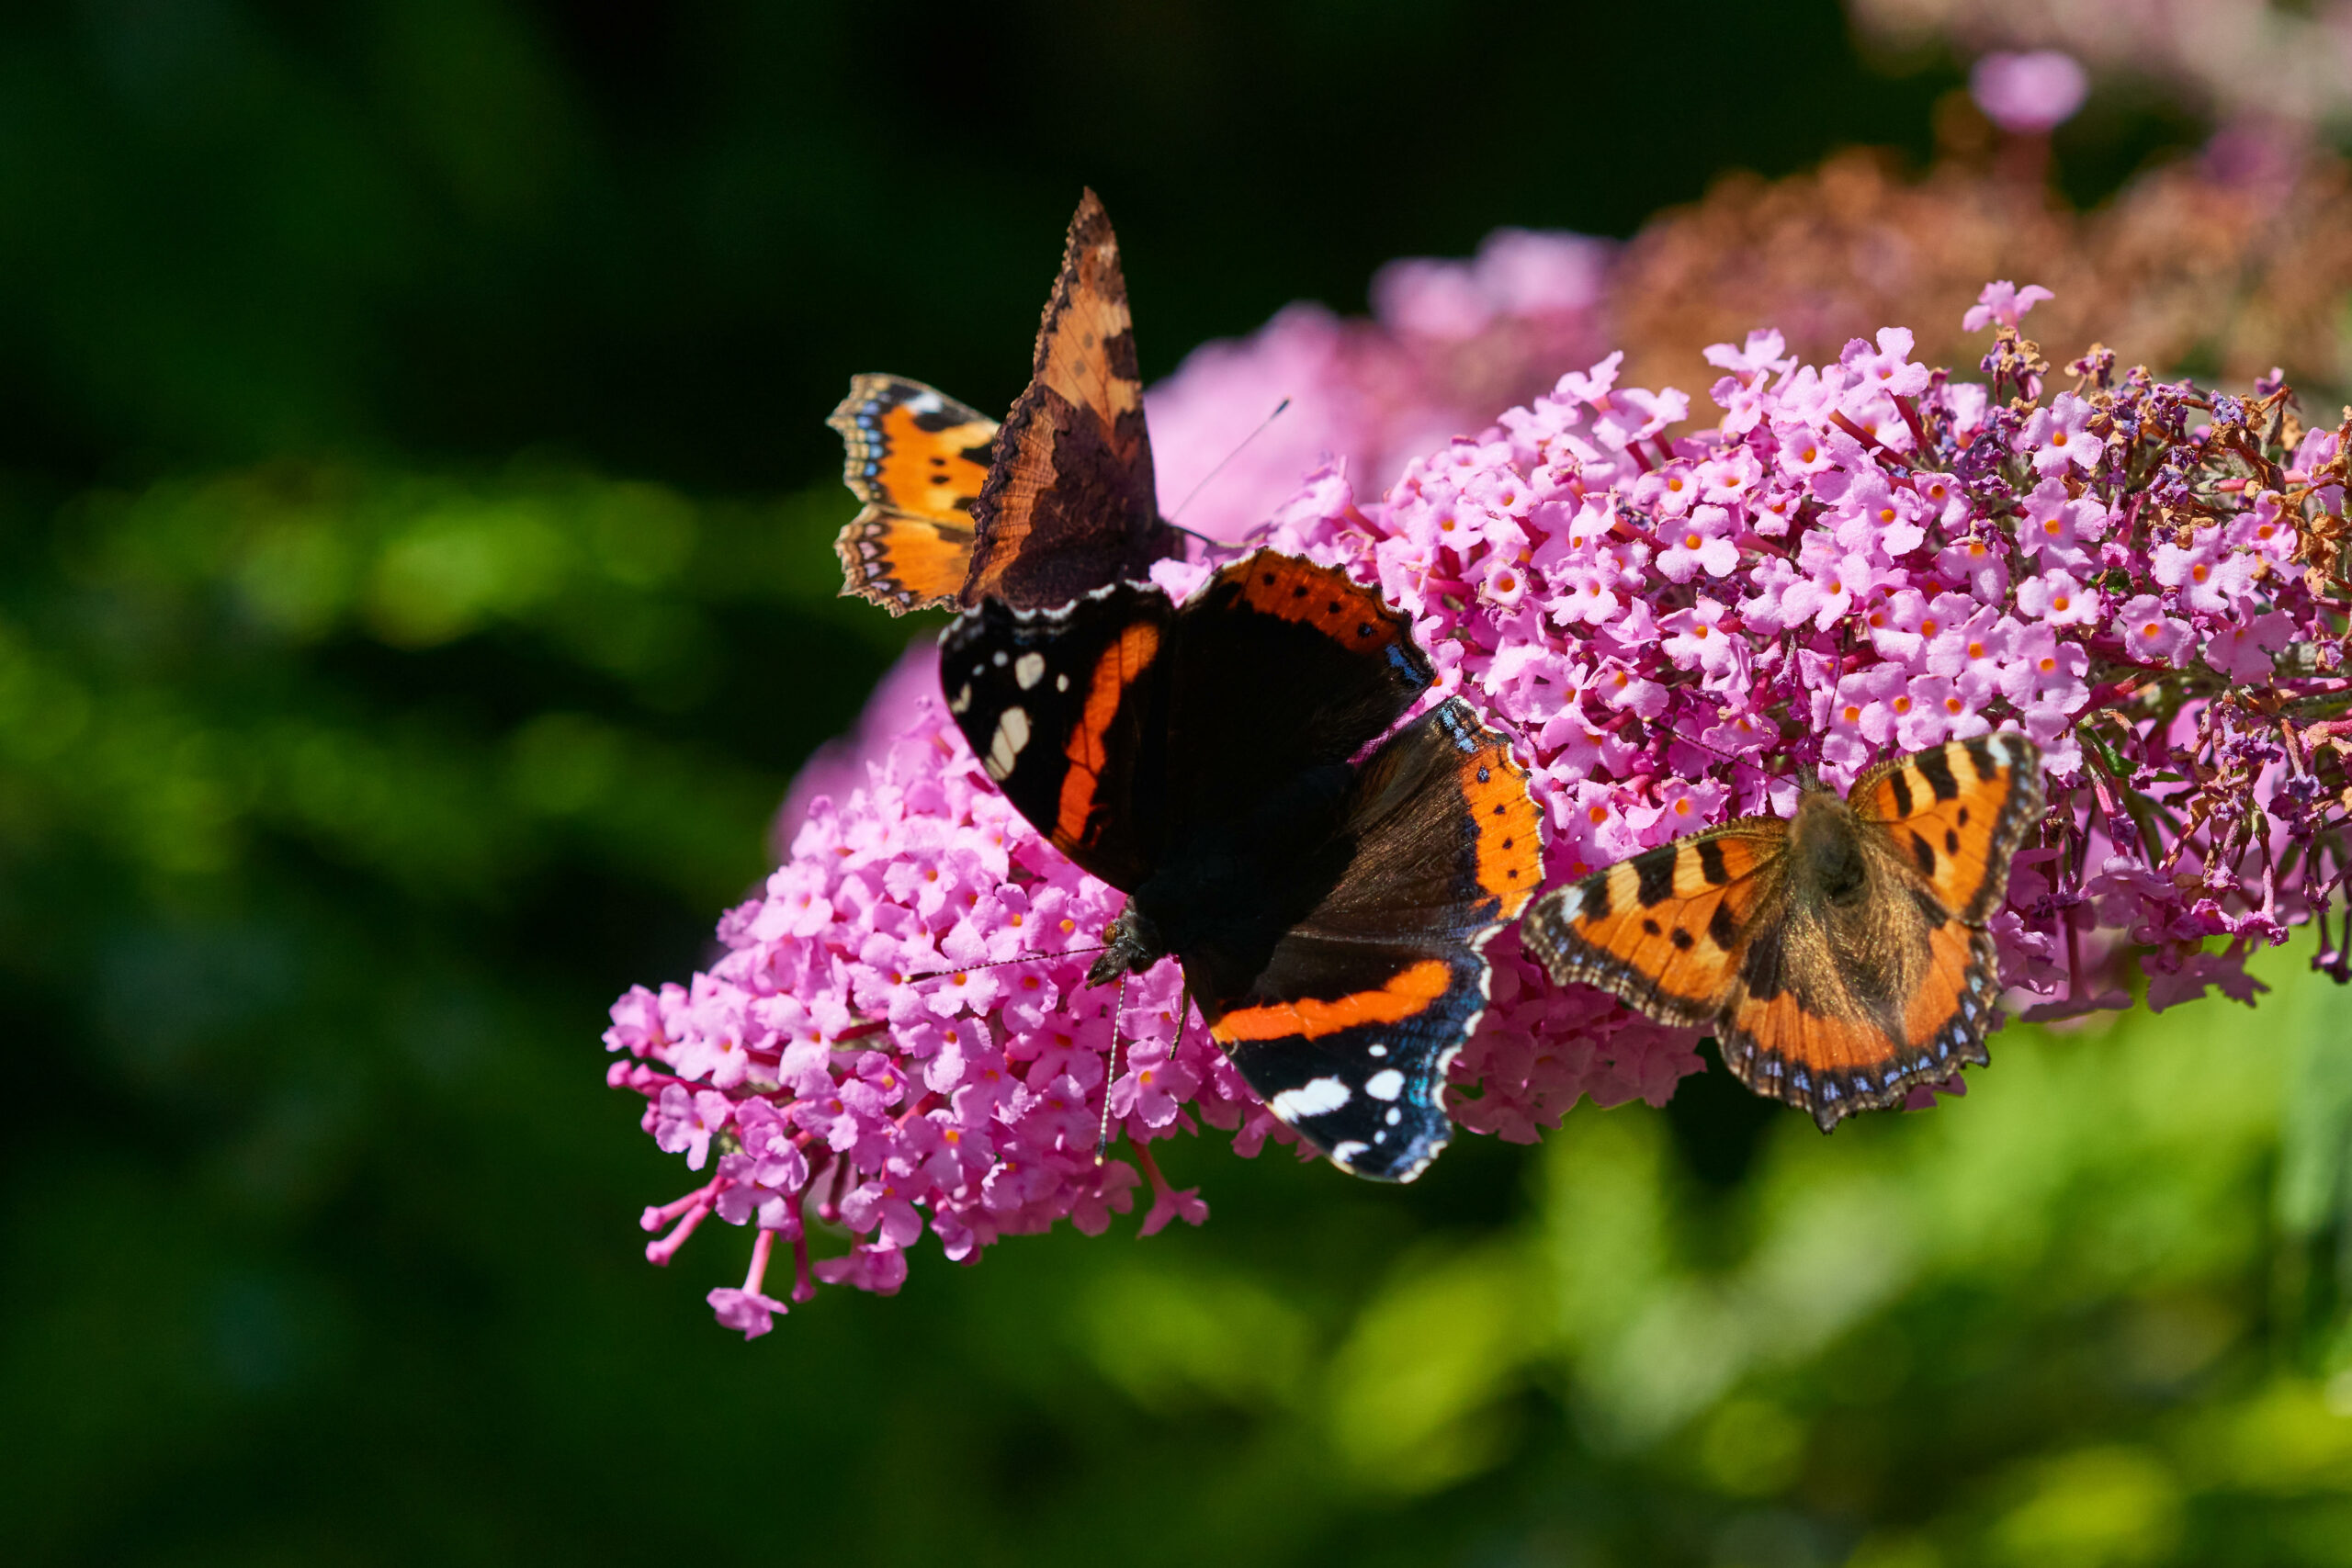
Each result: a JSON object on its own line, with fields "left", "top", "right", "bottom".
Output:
{"left": 943, "top": 550, "right": 1544, "bottom": 1181}
{"left": 830, "top": 189, "right": 1181, "bottom": 615}
{"left": 1520, "top": 734, "right": 2045, "bottom": 1131}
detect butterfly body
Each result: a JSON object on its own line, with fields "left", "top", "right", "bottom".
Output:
{"left": 944, "top": 551, "right": 1544, "bottom": 1180}
{"left": 831, "top": 190, "right": 1180, "bottom": 615}
{"left": 1521, "top": 735, "right": 2042, "bottom": 1131}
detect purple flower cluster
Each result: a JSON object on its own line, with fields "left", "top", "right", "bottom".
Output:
{"left": 613, "top": 281, "right": 2352, "bottom": 1334}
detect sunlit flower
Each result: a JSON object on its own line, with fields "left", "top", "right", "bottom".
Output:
{"left": 620, "top": 288, "right": 2352, "bottom": 1331}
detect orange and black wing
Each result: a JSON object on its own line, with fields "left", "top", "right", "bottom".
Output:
{"left": 1849, "top": 732, "right": 2045, "bottom": 923}
{"left": 1520, "top": 808, "right": 1978, "bottom": 1133}
{"left": 1718, "top": 734, "right": 2042, "bottom": 1130}
{"left": 965, "top": 189, "right": 1182, "bottom": 610}
{"left": 1711, "top": 892, "right": 2003, "bottom": 1132}
{"left": 938, "top": 581, "right": 1173, "bottom": 892}
{"left": 1520, "top": 820, "right": 1791, "bottom": 1029}
{"left": 829, "top": 375, "right": 999, "bottom": 615}
{"left": 1199, "top": 699, "right": 1544, "bottom": 1182}
{"left": 1160, "top": 551, "right": 1436, "bottom": 840}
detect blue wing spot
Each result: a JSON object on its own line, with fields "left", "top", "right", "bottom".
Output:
{"left": 1386, "top": 644, "right": 1430, "bottom": 683}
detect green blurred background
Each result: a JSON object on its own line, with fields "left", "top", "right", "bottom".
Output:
{"left": 4, "top": 3, "right": 2349, "bottom": 1564}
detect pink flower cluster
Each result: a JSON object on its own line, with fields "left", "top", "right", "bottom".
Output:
{"left": 612, "top": 717, "right": 1274, "bottom": 1337}
{"left": 614, "top": 281, "right": 2352, "bottom": 1334}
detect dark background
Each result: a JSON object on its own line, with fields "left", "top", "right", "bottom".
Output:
{"left": 7, "top": 4, "right": 2346, "bottom": 1566}
{"left": 2, "top": 0, "right": 1967, "bottom": 494}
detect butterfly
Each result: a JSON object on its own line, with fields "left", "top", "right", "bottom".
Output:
{"left": 942, "top": 549, "right": 1545, "bottom": 1180}
{"left": 830, "top": 189, "right": 1182, "bottom": 615}
{"left": 1519, "top": 735, "right": 2045, "bottom": 1131}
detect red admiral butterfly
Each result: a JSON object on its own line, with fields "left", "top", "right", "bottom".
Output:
{"left": 942, "top": 550, "right": 1544, "bottom": 1181}
{"left": 831, "top": 189, "right": 1182, "bottom": 615}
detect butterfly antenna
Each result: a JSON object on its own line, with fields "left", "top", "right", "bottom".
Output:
{"left": 1095, "top": 973, "right": 1127, "bottom": 1167}
{"left": 1168, "top": 397, "right": 1293, "bottom": 528}
{"left": 1660, "top": 725, "right": 1740, "bottom": 767}
{"left": 903, "top": 945, "right": 1108, "bottom": 984}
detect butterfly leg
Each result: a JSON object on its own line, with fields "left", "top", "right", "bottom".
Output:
{"left": 1095, "top": 972, "right": 1127, "bottom": 1168}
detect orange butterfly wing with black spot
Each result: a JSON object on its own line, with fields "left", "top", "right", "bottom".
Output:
{"left": 1518, "top": 818, "right": 1788, "bottom": 1029}
{"left": 965, "top": 188, "right": 1180, "bottom": 607}
{"left": 1521, "top": 734, "right": 2044, "bottom": 1131}
{"left": 829, "top": 376, "right": 1000, "bottom": 614}
{"left": 830, "top": 191, "right": 1180, "bottom": 615}
{"left": 1849, "top": 733, "right": 2043, "bottom": 923}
